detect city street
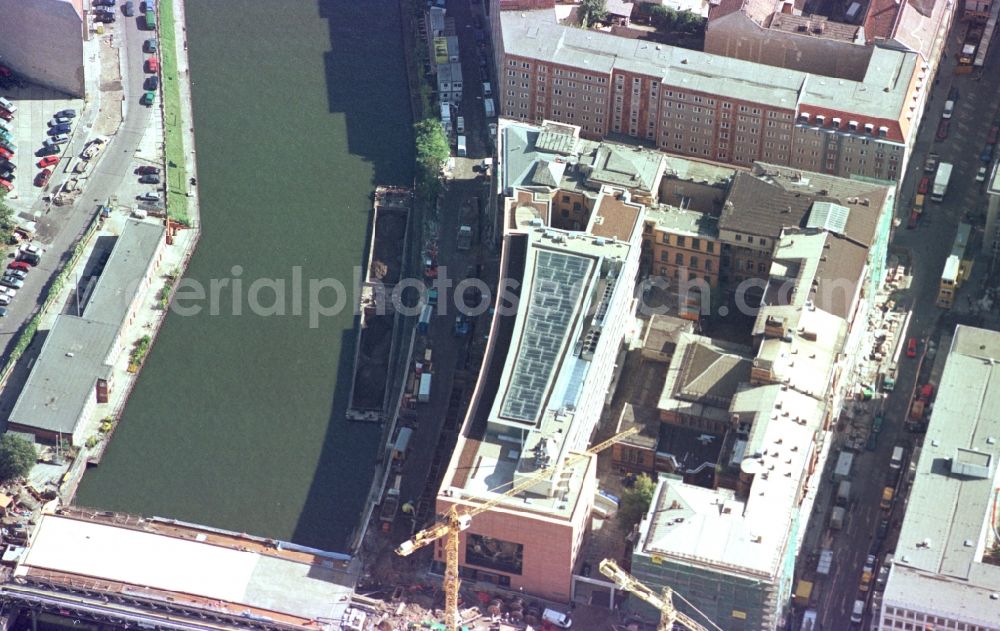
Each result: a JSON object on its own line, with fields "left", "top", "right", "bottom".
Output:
{"left": 813, "top": 18, "right": 1000, "bottom": 631}
{"left": 0, "top": 12, "right": 155, "bottom": 367}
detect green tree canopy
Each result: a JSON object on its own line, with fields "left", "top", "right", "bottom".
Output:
{"left": 0, "top": 433, "right": 37, "bottom": 483}
{"left": 618, "top": 473, "right": 656, "bottom": 527}
{"left": 580, "top": 0, "right": 609, "bottom": 26}
{"left": 0, "top": 191, "right": 15, "bottom": 245}
{"left": 413, "top": 118, "right": 450, "bottom": 203}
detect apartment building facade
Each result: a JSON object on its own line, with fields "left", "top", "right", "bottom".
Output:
{"left": 499, "top": 11, "right": 919, "bottom": 181}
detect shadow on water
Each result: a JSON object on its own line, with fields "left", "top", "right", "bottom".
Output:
{"left": 290, "top": 0, "right": 414, "bottom": 549}
{"left": 318, "top": 0, "right": 414, "bottom": 185}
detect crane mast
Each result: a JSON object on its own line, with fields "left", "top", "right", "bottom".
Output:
{"left": 395, "top": 428, "right": 639, "bottom": 631}
{"left": 598, "top": 559, "right": 713, "bottom": 631}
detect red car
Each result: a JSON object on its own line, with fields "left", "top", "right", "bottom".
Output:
{"left": 907, "top": 210, "right": 919, "bottom": 229}
{"left": 136, "top": 165, "right": 160, "bottom": 175}
{"left": 37, "top": 156, "right": 59, "bottom": 168}
{"left": 990, "top": 126, "right": 1000, "bottom": 145}
{"left": 0, "top": 179, "right": 11, "bottom": 192}
{"left": 907, "top": 338, "right": 918, "bottom": 358}
{"left": 146, "top": 57, "right": 159, "bottom": 73}
{"left": 34, "top": 168, "right": 52, "bottom": 188}
{"left": 917, "top": 176, "right": 929, "bottom": 195}
{"left": 936, "top": 119, "right": 950, "bottom": 140}
{"left": 7, "top": 261, "right": 29, "bottom": 272}
{"left": 0, "top": 109, "right": 10, "bottom": 122}
{"left": 0, "top": 147, "right": 11, "bottom": 161}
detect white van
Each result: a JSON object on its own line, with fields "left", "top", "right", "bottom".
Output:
{"left": 943, "top": 100, "right": 955, "bottom": 119}
{"left": 850, "top": 599, "right": 864, "bottom": 624}
{"left": 456, "top": 116, "right": 465, "bottom": 134}
{"left": 542, "top": 609, "right": 571, "bottom": 628}
{"left": 890, "top": 445, "right": 904, "bottom": 470}
{"left": 457, "top": 135, "right": 467, "bottom": 157}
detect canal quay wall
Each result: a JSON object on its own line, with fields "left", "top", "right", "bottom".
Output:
{"left": 59, "top": 0, "right": 204, "bottom": 501}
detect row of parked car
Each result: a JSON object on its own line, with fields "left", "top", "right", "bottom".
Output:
{"left": 0, "top": 96, "right": 18, "bottom": 192}
{"left": 34, "top": 109, "right": 77, "bottom": 188}
{"left": 0, "top": 246, "right": 43, "bottom": 316}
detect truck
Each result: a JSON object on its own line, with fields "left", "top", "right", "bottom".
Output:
{"left": 931, "top": 161, "right": 952, "bottom": 202}
{"left": 456, "top": 224, "right": 472, "bottom": 250}
{"left": 834, "top": 450, "right": 854, "bottom": 481}
{"left": 418, "top": 304, "right": 433, "bottom": 334}
{"left": 418, "top": 373, "right": 432, "bottom": 403}
{"left": 830, "top": 506, "right": 847, "bottom": 530}
{"left": 379, "top": 474, "right": 403, "bottom": 528}
{"left": 881, "top": 365, "right": 897, "bottom": 391}
{"left": 392, "top": 427, "right": 413, "bottom": 462}
{"left": 836, "top": 480, "right": 852, "bottom": 506}
{"left": 456, "top": 135, "right": 467, "bottom": 157}
{"left": 890, "top": 445, "right": 905, "bottom": 469}
{"left": 484, "top": 98, "right": 495, "bottom": 118}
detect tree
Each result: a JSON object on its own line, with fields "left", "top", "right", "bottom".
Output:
{"left": 580, "top": 0, "right": 609, "bottom": 27}
{"left": 0, "top": 433, "right": 37, "bottom": 483}
{"left": 649, "top": 5, "right": 677, "bottom": 29}
{"left": 0, "top": 191, "right": 15, "bottom": 245}
{"left": 413, "top": 117, "right": 450, "bottom": 204}
{"left": 618, "top": 473, "right": 656, "bottom": 527}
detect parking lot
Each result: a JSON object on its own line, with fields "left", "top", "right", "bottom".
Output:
{"left": 1, "top": 86, "right": 83, "bottom": 210}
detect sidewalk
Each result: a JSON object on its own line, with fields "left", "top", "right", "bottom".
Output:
{"left": 168, "top": 0, "right": 202, "bottom": 228}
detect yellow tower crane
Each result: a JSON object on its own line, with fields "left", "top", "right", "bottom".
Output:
{"left": 395, "top": 427, "right": 639, "bottom": 631}
{"left": 599, "top": 559, "right": 720, "bottom": 631}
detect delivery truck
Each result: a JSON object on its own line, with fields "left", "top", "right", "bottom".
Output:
{"left": 418, "top": 373, "right": 432, "bottom": 403}
{"left": 931, "top": 162, "right": 952, "bottom": 202}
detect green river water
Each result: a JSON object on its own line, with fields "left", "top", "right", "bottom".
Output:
{"left": 75, "top": 0, "right": 414, "bottom": 552}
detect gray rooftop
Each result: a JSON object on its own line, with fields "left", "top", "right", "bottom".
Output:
{"left": 84, "top": 220, "right": 165, "bottom": 328}
{"left": 646, "top": 207, "right": 719, "bottom": 239}
{"left": 884, "top": 326, "right": 1000, "bottom": 623}
{"left": 8, "top": 317, "right": 118, "bottom": 437}
{"left": 501, "top": 11, "right": 915, "bottom": 120}
{"left": 8, "top": 220, "right": 165, "bottom": 441}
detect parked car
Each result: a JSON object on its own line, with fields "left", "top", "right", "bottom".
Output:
{"left": 139, "top": 174, "right": 160, "bottom": 184}
{"left": 37, "top": 156, "right": 59, "bottom": 168}
{"left": 138, "top": 191, "right": 160, "bottom": 202}
{"left": 948, "top": 86, "right": 960, "bottom": 101}
{"left": 0, "top": 108, "right": 12, "bottom": 122}
{"left": 936, "top": 119, "right": 949, "bottom": 140}
{"left": 146, "top": 57, "right": 159, "bottom": 73}
{"left": 917, "top": 176, "right": 929, "bottom": 194}
{"left": 36, "top": 144, "right": 60, "bottom": 157}
{"left": 95, "top": 12, "right": 115, "bottom": 23}
{"left": 48, "top": 116, "right": 70, "bottom": 127}
{"left": 136, "top": 165, "right": 160, "bottom": 175}
{"left": 907, "top": 338, "right": 918, "bottom": 358}
{"left": 5, "top": 268, "right": 27, "bottom": 280}
{"left": 0, "top": 179, "right": 11, "bottom": 192}
{"left": 144, "top": 38, "right": 158, "bottom": 53}
{"left": 123, "top": 1, "right": 135, "bottom": 16}
{"left": 94, "top": 6, "right": 115, "bottom": 14}
{"left": 34, "top": 168, "right": 52, "bottom": 187}
{"left": 0, "top": 277, "right": 23, "bottom": 290}
{"left": 924, "top": 153, "right": 939, "bottom": 173}
{"left": 0, "top": 147, "right": 11, "bottom": 160}
{"left": 48, "top": 123, "right": 72, "bottom": 135}
{"left": 144, "top": 76, "right": 159, "bottom": 90}
{"left": 978, "top": 166, "right": 989, "bottom": 183}
{"left": 982, "top": 145, "right": 995, "bottom": 163}
{"left": 0, "top": 307, "right": 8, "bottom": 318}
{"left": 94, "top": 0, "right": 116, "bottom": 5}
{"left": 0, "top": 295, "right": 11, "bottom": 307}
{"left": 7, "top": 262, "right": 29, "bottom": 272}
{"left": 141, "top": 90, "right": 156, "bottom": 106}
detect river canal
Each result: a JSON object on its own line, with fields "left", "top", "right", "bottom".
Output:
{"left": 75, "top": 0, "right": 414, "bottom": 551}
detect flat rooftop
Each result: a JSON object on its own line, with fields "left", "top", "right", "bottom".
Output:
{"left": 884, "top": 326, "right": 1000, "bottom": 624}
{"left": 15, "top": 510, "right": 355, "bottom": 625}
{"left": 501, "top": 11, "right": 916, "bottom": 122}
{"left": 446, "top": 217, "right": 633, "bottom": 519}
